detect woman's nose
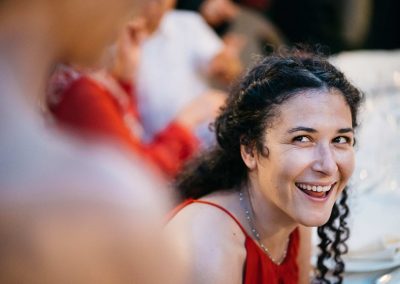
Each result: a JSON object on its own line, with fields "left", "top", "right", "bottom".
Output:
{"left": 311, "top": 143, "right": 338, "bottom": 176}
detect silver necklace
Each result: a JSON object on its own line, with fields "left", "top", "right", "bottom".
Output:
{"left": 238, "top": 190, "right": 289, "bottom": 265}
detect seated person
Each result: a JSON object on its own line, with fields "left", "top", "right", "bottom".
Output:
{"left": 0, "top": 0, "right": 189, "bottom": 282}
{"left": 176, "top": 0, "right": 286, "bottom": 66}
{"left": 167, "top": 50, "right": 363, "bottom": 283}
{"left": 135, "top": 0, "right": 242, "bottom": 147}
{"left": 48, "top": 19, "right": 226, "bottom": 178}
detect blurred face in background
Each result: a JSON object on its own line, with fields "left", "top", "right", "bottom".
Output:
{"left": 51, "top": 0, "right": 142, "bottom": 65}
{"left": 139, "top": 0, "right": 174, "bottom": 34}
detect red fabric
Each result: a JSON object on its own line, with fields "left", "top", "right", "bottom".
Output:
{"left": 169, "top": 199, "right": 300, "bottom": 284}
{"left": 49, "top": 76, "right": 199, "bottom": 178}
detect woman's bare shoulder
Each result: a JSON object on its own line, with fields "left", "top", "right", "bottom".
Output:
{"left": 166, "top": 193, "right": 246, "bottom": 284}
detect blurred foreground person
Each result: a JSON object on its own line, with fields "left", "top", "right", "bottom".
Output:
{"left": 0, "top": 161, "right": 186, "bottom": 284}
{"left": 0, "top": 0, "right": 187, "bottom": 283}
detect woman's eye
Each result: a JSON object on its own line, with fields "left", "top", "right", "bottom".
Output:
{"left": 333, "top": 136, "right": 352, "bottom": 144}
{"left": 293, "top": 136, "right": 311, "bottom": 143}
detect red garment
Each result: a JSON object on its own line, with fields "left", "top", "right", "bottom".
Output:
{"left": 49, "top": 75, "right": 199, "bottom": 178}
{"left": 169, "top": 199, "right": 300, "bottom": 284}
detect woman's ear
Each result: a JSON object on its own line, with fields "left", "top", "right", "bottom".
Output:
{"left": 240, "top": 144, "right": 256, "bottom": 170}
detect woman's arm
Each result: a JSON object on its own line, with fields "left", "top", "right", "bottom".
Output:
{"left": 50, "top": 76, "right": 199, "bottom": 177}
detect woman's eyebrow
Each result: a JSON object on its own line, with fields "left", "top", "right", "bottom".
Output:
{"left": 287, "top": 126, "right": 317, "bottom": 133}
{"left": 338, "top": 128, "right": 354, "bottom": 134}
{"left": 287, "top": 127, "right": 354, "bottom": 134}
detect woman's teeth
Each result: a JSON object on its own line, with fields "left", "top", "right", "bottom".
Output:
{"left": 296, "top": 183, "right": 333, "bottom": 193}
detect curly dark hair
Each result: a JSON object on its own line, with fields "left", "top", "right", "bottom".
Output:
{"left": 177, "top": 49, "right": 363, "bottom": 283}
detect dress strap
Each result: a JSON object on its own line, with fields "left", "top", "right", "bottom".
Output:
{"left": 167, "top": 198, "right": 249, "bottom": 237}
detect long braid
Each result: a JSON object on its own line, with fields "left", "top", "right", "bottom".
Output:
{"left": 315, "top": 188, "right": 350, "bottom": 283}
{"left": 333, "top": 189, "right": 350, "bottom": 281}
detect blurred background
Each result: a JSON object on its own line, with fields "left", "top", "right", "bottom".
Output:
{"left": 177, "top": 0, "right": 400, "bottom": 55}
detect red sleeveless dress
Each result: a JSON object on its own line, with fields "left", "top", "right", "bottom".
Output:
{"left": 169, "top": 199, "right": 300, "bottom": 284}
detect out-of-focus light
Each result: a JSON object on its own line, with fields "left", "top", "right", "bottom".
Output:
{"left": 359, "top": 169, "right": 368, "bottom": 180}
{"left": 393, "top": 71, "right": 400, "bottom": 88}
{"left": 389, "top": 180, "right": 398, "bottom": 191}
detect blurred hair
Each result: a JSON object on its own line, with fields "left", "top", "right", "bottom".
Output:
{"left": 177, "top": 48, "right": 363, "bottom": 283}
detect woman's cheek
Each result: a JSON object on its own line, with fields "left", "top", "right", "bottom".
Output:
{"left": 284, "top": 148, "right": 315, "bottom": 169}
{"left": 337, "top": 149, "right": 356, "bottom": 181}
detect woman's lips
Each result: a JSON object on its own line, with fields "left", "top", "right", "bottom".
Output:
{"left": 295, "top": 182, "right": 336, "bottom": 200}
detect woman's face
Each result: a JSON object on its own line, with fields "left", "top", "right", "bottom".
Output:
{"left": 249, "top": 89, "right": 355, "bottom": 227}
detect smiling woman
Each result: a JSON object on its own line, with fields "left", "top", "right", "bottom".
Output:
{"left": 167, "top": 49, "right": 363, "bottom": 284}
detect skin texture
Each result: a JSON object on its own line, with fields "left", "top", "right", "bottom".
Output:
{"left": 297, "top": 225, "right": 312, "bottom": 284}
{"left": 200, "top": 0, "right": 239, "bottom": 27}
{"left": 51, "top": 0, "right": 142, "bottom": 65}
{"left": 138, "top": 0, "right": 170, "bottom": 35}
{"left": 167, "top": 88, "right": 355, "bottom": 283}
{"left": 0, "top": 0, "right": 141, "bottom": 105}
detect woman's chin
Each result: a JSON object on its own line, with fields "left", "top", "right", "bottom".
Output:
{"left": 297, "top": 212, "right": 332, "bottom": 227}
